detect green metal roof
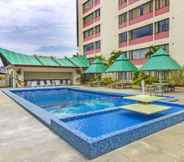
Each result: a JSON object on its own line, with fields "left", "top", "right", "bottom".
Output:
{"left": 85, "top": 58, "right": 108, "bottom": 74}
{"left": 0, "top": 48, "right": 90, "bottom": 68}
{"left": 54, "top": 57, "right": 76, "bottom": 67}
{"left": 141, "top": 48, "right": 181, "bottom": 71}
{"left": 67, "top": 55, "right": 89, "bottom": 68}
{"left": 0, "top": 48, "right": 41, "bottom": 66}
{"left": 36, "top": 56, "right": 59, "bottom": 66}
{"left": 106, "top": 55, "right": 137, "bottom": 73}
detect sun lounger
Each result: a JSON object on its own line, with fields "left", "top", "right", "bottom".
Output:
{"left": 55, "top": 80, "right": 60, "bottom": 86}
{"left": 121, "top": 103, "right": 170, "bottom": 115}
{"left": 40, "top": 80, "right": 45, "bottom": 87}
{"left": 46, "top": 80, "right": 51, "bottom": 87}
{"left": 31, "top": 81, "right": 37, "bottom": 87}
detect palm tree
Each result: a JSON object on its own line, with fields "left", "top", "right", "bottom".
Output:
{"left": 145, "top": 46, "right": 160, "bottom": 59}
{"left": 108, "top": 51, "right": 123, "bottom": 65}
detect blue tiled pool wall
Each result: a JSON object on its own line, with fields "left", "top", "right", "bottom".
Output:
{"left": 51, "top": 108, "right": 184, "bottom": 159}
{"left": 2, "top": 87, "right": 184, "bottom": 159}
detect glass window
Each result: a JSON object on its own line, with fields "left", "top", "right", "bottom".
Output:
{"left": 130, "top": 24, "right": 153, "bottom": 40}
{"left": 155, "top": 19, "right": 169, "bottom": 33}
{"left": 119, "top": 32, "right": 127, "bottom": 43}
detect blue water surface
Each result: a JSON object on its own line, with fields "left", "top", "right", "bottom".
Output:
{"left": 65, "top": 103, "right": 184, "bottom": 138}
{"left": 13, "top": 88, "right": 133, "bottom": 117}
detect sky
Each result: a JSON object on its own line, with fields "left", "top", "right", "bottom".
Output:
{"left": 0, "top": 0, "right": 76, "bottom": 58}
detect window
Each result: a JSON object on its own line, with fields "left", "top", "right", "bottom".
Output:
{"left": 83, "top": 25, "right": 100, "bottom": 40}
{"left": 155, "top": 0, "right": 169, "bottom": 10}
{"left": 155, "top": 19, "right": 169, "bottom": 33}
{"left": 130, "top": 24, "right": 153, "bottom": 40}
{"left": 129, "top": 1, "right": 153, "bottom": 20}
{"left": 119, "top": 0, "right": 127, "bottom": 7}
{"left": 119, "top": 32, "right": 127, "bottom": 44}
{"left": 119, "top": 13, "right": 127, "bottom": 25}
{"left": 83, "top": 41, "right": 101, "bottom": 54}
{"left": 95, "top": 41, "right": 101, "bottom": 49}
{"left": 129, "top": 48, "right": 149, "bottom": 60}
{"left": 83, "top": 9, "right": 100, "bottom": 27}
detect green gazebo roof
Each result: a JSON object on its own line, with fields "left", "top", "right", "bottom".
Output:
{"left": 106, "top": 55, "right": 137, "bottom": 73}
{"left": 141, "top": 48, "right": 181, "bottom": 71}
{"left": 85, "top": 58, "right": 108, "bottom": 74}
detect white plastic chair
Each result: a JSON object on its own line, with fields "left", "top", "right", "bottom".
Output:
{"left": 46, "top": 80, "right": 51, "bottom": 87}
{"left": 40, "top": 80, "right": 45, "bottom": 87}
{"left": 31, "top": 81, "right": 37, "bottom": 87}
{"left": 55, "top": 80, "right": 60, "bottom": 86}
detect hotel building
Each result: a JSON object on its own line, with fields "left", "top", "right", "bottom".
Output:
{"left": 76, "top": 0, "right": 184, "bottom": 66}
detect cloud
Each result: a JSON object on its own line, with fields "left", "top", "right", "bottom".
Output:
{"left": 0, "top": 0, "right": 76, "bottom": 57}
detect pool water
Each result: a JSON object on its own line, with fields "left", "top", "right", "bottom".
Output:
{"left": 64, "top": 103, "right": 184, "bottom": 138}
{"left": 14, "top": 88, "right": 134, "bottom": 117}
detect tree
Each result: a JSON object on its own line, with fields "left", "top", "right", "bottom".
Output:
{"left": 108, "top": 51, "right": 123, "bottom": 65}
{"left": 145, "top": 46, "right": 160, "bottom": 59}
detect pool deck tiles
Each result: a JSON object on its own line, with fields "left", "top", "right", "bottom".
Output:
{"left": 1, "top": 88, "right": 184, "bottom": 162}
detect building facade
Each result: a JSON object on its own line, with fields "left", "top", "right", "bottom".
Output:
{"left": 76, "top": 0, "right": 184, "bottom": 66}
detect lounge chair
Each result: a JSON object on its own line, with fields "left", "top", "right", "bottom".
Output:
{"left": 31, "top": 81, "right": 38, "bottom": 87}
{"left": 46, "top": 80, "right": 52, "bottom": 87}
{"left": 40, "top": 80, "right": 45, "bottom": 87}
{"left": 55, "top": 80, "right": 60, "bottom": 86}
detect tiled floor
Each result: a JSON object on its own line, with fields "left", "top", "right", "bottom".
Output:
{"left": 0, "top": 87, "right": 184, "bottom": 162}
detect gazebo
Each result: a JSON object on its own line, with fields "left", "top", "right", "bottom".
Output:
{"left": 141, "top": 48, "right": 181, "bottom": 81}
{"left": 85, "top": 58, "right": 108, "bottom": 74}
{"left": 106, "top": 55, "right": 137, "bottom": 81}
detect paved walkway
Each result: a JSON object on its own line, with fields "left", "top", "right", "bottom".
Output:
{"left": 0, "top": 88, "right": 184, "bottom": 162}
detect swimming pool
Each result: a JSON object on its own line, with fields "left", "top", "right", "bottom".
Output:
{"left": 3, "top": 87, "right": 184, "bottom": 159}
{"left": 13, "top": 88, "right": 133, "bottom": 117}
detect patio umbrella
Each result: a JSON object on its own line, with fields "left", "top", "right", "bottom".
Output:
{"left": 106, "top": 55, "right": 137, "bottom": 80}
{"left": 85, "top": 58, "right": 108, "bottom": 74}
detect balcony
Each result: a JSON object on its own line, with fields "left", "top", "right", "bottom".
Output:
{"left": 131, "top": 58, "right": 147, "bottom": 65}
{"left": 155, "top": 6, "right": 169, "bottom": 16}
{"left": 119, "top": 22, "right": 127, "bottom": 29}
{"left": 128, "top": 0, "right": 139, "bottom": 5}
{"left": 84, "top": 33, "right": 100, "bottom": 42}
{"left": 119, "top": 2, "right": 127, "bottom": 10}
{"left": 83, "top": 16, "right": 100, "bottom": 28}
{"left": 95, "top": 48, "right": 101, "bottom": 53}
{"left": 129, "top": 12, "right": 153, "bottom": 26}
{"left": 155, "top": 31, "right": 169, "bottom": 40}
{"left": 85, "top": 49, "right": 94, "bottom": 55}
{"left": 119, "top": 42, "right": 128, "bottom": 48}
{"left": 83, "top": 0, "right": 100, "bottom": 14}
{"left": 129, "top": 35, "right": 153, "bottom": 45}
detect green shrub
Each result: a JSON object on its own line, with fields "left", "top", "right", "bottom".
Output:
{"left": 101, "top": 77, "right": 114, "bottom": 85}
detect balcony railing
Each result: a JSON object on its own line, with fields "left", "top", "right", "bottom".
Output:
{"left": 95, "top": 48, "right": 101, "bottom": 53}
{"left": 84, "top": 32, "right": 100, "bottom": 42}
{"left": 119, "top": 22, "right": 127, "bottom": 29}
{"left": 128, "top": 0, "right": 139, "bottom": 5}
{"left": 131, "top": 58, "right": 147, "bottom": 65}
{"left": 155, "top": 31, "right": 169, "bottom": 40}
{"left": 129, "top": 12, "right": 153, "bottom": 26}
{"left": 119, "top": 2, "right": 127, "bottom": 10}
{"left": 129, "top": 35, "right": 153, "bottom": 45}
{"left": 83, "top": 16, "right": 100, "bottom": 28}
{"left": 85, "top": 48, "right": 101, "bottom": 55}
{"left": 119, "top": 42, "right": 128, "bottom": 48}
{"left": 83, "top": 0, "right": 100, "bottom": 14}
{"left": 155, "top": 6, "right": 169, "bottom": 16}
